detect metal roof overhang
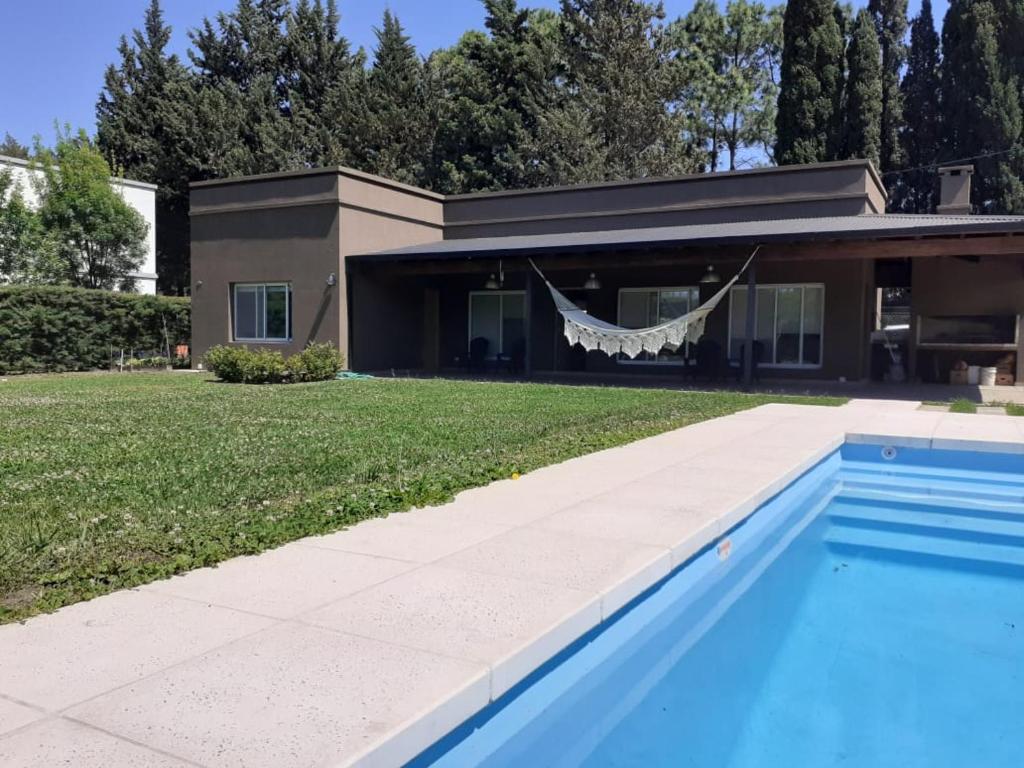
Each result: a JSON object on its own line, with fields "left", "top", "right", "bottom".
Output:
{"left": 349, "top": 214, "right": 1024, "bottom": 265}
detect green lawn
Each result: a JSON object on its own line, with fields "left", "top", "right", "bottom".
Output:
{"left": 0, "top": 373, "right": 842, "bottom": 622}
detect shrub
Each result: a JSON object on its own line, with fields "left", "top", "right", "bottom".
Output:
{"left": 0, "top": 285, "right": 190, "bottom": 374}
{"left": 205, "top": 343, "right": 344, "bottom": 384}
{"left": 289, "top": 342, "right": 345, "bottom": 382}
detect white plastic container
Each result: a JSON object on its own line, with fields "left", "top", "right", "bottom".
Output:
{"left": 967, "top": 365, "right": 980, "bottom": 385}
{"left": 981, "top": 367, "right": 997, "bottom": 386}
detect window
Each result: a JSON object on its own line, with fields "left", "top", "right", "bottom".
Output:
{"left": 617, "top": 287, "right": 700, "bottom": 364}
{"left": 233, "top": 283, "right": 291, "bottom": 342}
{"left": 729, "top": 284, "right": 824, "bottom": 367}
{"left": 468, "top": 291, "right": 525, "bottom": 358}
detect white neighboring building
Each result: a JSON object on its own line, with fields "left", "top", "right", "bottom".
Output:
{"left": 0, "top": 153, "right": 158, "bottom": 294}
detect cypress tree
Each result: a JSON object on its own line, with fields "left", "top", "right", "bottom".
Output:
{"left": 97, "top": 0, "right": 193, "bottom": 294}
{"left": 867, "top": 0, "right": 907, "bottom": 174}
{"left": 941, "top": 0, "right": 1024, "bottom": 213}
{"left": 775, "top": 0, "right": 845, "bottom": 164}
{"left": 842, "top": 9, "right": 882, "bottom": 166}
{"left": 894, "top": 0, "right": 940, "bottom": 212}
{"left": 357, "top": 11, "right": 431, "bottom": 185}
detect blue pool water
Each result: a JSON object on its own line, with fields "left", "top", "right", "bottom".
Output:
{"left": 414, "top": 444, "right": 1024, "bottom": 768}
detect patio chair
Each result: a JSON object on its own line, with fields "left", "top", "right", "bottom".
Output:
{"left": 693, "top": 337, "right": 722, "bottom": 382}
{"left": 734, "top": 340, "right": 764, "bottom": 383}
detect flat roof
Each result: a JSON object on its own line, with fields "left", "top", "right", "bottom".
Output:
{"left": 0, "top": 153, "right": 158, "bottom": 191}
{"left": 351, "top": 213, "right": 1024, "bottom": 262}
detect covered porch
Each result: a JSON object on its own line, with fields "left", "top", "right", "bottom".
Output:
{"left": 346, "top": 217, "right": 1024, "bottom": 391}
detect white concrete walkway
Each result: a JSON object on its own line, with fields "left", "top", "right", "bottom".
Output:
{"left": 1, "top": 401, "right": 1022, "bottom": 768}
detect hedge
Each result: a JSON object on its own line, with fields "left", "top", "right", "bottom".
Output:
{"left": 0, "top": 285, "right": 190, "bottom": 374}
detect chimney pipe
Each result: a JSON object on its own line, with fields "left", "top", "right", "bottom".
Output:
{"left": 937, "top": 165, "right": 973, "bottom": 215}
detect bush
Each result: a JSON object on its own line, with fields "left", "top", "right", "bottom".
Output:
{"left": 0, "top": 285, "right": 190, "bottom": 374}
{"left": 205, "top": 343, "right": 344, "bottom": 384}
{"left": 289, "top": 342, "right": 345, "bottom": 382}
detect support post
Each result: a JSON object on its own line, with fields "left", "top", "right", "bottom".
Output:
{"left": 743, "top": 261, "right": 757, "bottom": 388}
{"left": 524, "top": 268, "right": 534, "bottom": 379}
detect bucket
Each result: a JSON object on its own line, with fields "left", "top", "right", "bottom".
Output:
{"left": 967, "top": 365, "right": 980, "bottom": 385}
{"left": 981, "top": 367, "right": 997, "bottom": 386}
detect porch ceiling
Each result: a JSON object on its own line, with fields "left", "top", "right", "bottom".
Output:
{"left": 350, "top": 213, "right": 1024, "bottom": 268}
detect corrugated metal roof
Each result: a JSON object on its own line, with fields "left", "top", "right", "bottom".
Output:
{"left": 352, "top": 213, "right": 1024, "bottom": 262}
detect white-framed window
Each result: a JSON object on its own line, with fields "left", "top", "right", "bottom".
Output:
{"left": 616, "top": 286, "right": 700, "bottom": 364}
{"left": 468, "top": 291, "right": 526, "bottom": 358}
{"left": 232, "top": 283, "right": 292, "bottom": 342}
{"left": 728, "top": 284, "right": 824, "bottom": 368}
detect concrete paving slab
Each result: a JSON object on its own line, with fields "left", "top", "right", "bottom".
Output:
{"left": 302, "top": 564, "right": 601, "bottom": 699}
{"left": 0, "top": 698, "right": 45, "bottom": 737}
{"left": 68, "top": 623, "right": 490, "bottom": 768}
{"left": 0, "top": 590, "right": 273, "bottom": 711}
{"left": 142, "top": 542, "right": 416, "bottom": 619}
{"left": 299, "top": 513, "right": 509, "bottom": 563}
{"left": 439, "top": 526, "right": 671, "bottom": 620}
{"left": 931, "top": 412, "right": 1024, "bottom": 453}
{"left": 846, "top": 411, "right": 941, "bottom": 448}
{"left": 0, "top": 717, "right": 194, "bottom": 767}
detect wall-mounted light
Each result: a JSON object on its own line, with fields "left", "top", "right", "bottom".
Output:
{"left": 326, "top": 272, "right": 337, "bottom": 287}
{"left": 583, "top": 272, "right": 601, "bottom": 290}
{"left": 699, "top": 264, "right": 721, "bottom": 285}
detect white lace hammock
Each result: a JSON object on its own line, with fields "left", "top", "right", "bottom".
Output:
{"left": 529, "top": 248, "right": 758, "bottom": 359}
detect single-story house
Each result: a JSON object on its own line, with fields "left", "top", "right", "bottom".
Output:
{"left": 189, "top": 160, "right": 1024, "bottom": 387}
{"left": 0, "top": 153, "right": 158, "bottom": 294}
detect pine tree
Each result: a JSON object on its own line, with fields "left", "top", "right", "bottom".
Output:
{"left": 284, "top": 0, "right": 365, "bottom": 168}
{"left": 867, "top": 0, "right": 907, "bottom": 173}
{"left": 894, "top": 0, "right": 940, "bottom": 212}
{"left": 842, "top": 9, "right": 882, "bottom": 165}
{"left": 775, "top": 0, "right": 845, "bottom": 164}
{"left": 356, "top": 11, "right": 431, "bottom": 185}
{"left": 558, "top": 0, "right": 698, "bottom": 180}
{"left": 0, "top": 133, "right": 30, "bottom": 159}
{"left": 941, "top": 0, "right": 1024, "bottom": 213}
{"left": 97, "top": 0, "right": 193, "bottom": 293}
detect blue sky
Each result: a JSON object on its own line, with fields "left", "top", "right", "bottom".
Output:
{"left": 3, "top": 0, "right": 945, "bottom": 150}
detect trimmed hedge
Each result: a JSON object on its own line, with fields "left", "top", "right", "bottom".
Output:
{"left": 0, "top": 285, "right": 190, "bottom": 374}
{"left": 205, "top": 342, "right": 344, "bottom": 384}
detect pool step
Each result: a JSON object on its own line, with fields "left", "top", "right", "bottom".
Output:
{"left": 840, "top": 459, "right": 1024, "bottom": 494}
{"left": 835, "top": 487, "right": 1024, "bottom": 524}
{"left": 828, "top": 497, "right": 1024, "bottom": 547}
{"left": 838, "top": 473, "right": 1024, "bottom": 507}
{"left": 824, "top": 526, "right": 1024, "bottom": 577}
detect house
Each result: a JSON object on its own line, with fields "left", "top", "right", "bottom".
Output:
{"left": 0, "top": 154, "right": 158, "bottom": 294}
{"left": 189, "top": 160, "right": 1024, "bottom": 387}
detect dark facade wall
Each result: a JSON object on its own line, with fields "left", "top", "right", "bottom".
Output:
{"left": 426, "top": 256, "right": 870, "bottom": 382}
{"left": 190, "top": 204, "right": 342, "bottom": 362}
{"left": 348, "top": 271, "right": 426, "bottom": 371}
{"left": 912, "top": 256, "right": 1024, "bottom": 315}
{"left": 444, "top": 162, "right": 885, "bottom": 239}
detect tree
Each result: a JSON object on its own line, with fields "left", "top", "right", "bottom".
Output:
{"left": 284, "top": 0, "right": 365, "bottom": 168}
{"left": 867, "top": 0, "right": 907, "bottom": 174}
{"left": 0, "top": 133, "right": 30, "bottom": 160}
{"left": 33, "top": 129, "right": 148, "bottom": 290}
{"left": 941, "top": 0, "right": 1024, "bottom": 213}
{"left": 97, "top": 0, "right": 192, "bottom": 294}
{"left": 894, "top": 0, "right": 940, "bottom": 212}
{"left": 558, "top": 0, "right": 698, "bottom": 180}
{"left": 0, "top": 169, "right": 55, "bottom": 284}
{"left": 356, "top": 11, "right": 431, "bottom": 185}
{"left": 775, "top": 0, "right": 845, "bottom": 164}
{"left": 428, "top": 1, "right": 561, "bottom": 192}
{"left": 842, "top": 9, "right": 882, "bottom": 165}
{"left": 672, "top": 0, "right": 782, "bottom": 171}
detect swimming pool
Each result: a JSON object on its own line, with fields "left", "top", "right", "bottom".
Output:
{"left": 412, "top": 442, "right": 1024, "bottom": 767}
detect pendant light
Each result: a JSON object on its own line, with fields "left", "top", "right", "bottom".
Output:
{"left": 699, "top": 264, "right": 722, "bottom": 284}
{"left": 583, "top": 272, "right": 601, "bottom": 290}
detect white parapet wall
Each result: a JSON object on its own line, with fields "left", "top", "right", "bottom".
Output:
{"left": 0, "top": 154, "right": 158, "bottom": 295}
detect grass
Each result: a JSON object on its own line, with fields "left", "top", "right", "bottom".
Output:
{"left": 1005, "top": 404, "right": 1024, "bottom": 417}
{"left": 948, "top": 398, "right": 979, "bottom": 414}
{"left": 0, "top": 373, "right": 843, "bottom": 622}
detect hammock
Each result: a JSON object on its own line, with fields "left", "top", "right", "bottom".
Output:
{"left": 530, "top": 247, "right": 758, "bottom": 359}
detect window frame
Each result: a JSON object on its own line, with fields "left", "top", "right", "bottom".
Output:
{"left": 467, "top": 290, "right": 526, "bottom": 359}
{"left": 232, "top": 282, "right": 292, "bottom": 343}
{"left": 615, "top": 285, "right": 700, "bottom": 366}
{"left": 727, "top": 283, "right": 825, "bottom": 369}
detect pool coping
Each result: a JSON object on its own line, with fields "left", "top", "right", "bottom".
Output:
{"left": 1, "top": 401, "right": 1022, "bottom": 768}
